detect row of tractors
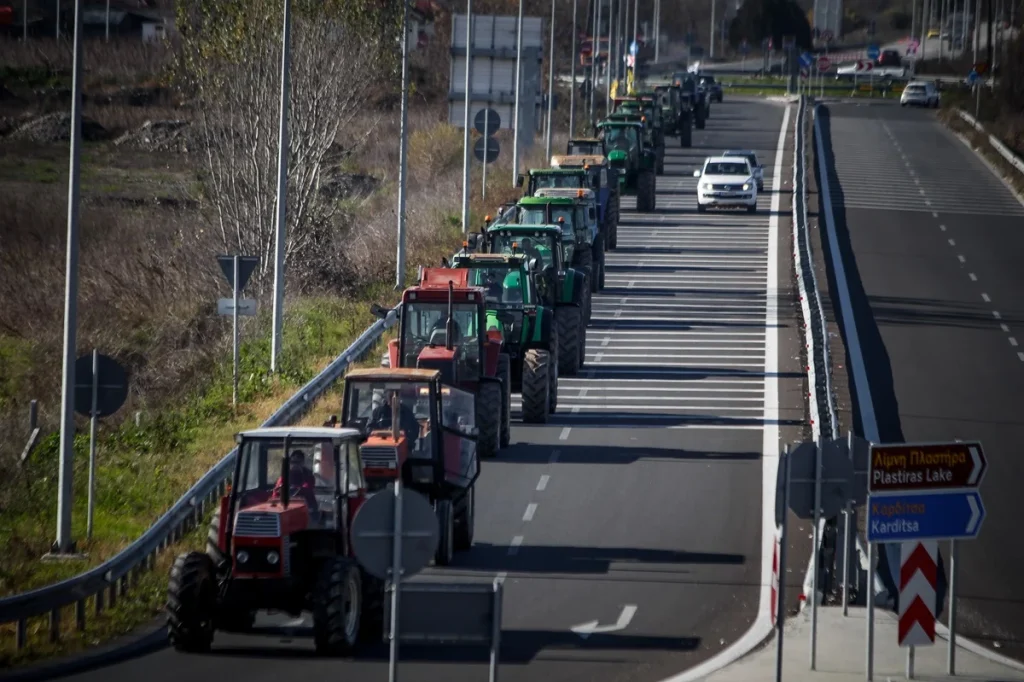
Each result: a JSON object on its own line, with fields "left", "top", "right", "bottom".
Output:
{"left": 164, "top": 77, "right": 712, "bottom": 659}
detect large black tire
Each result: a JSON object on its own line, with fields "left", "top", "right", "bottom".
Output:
{"left": 695, "top": 109, "right": 706, "bottom": 129}
{"left": 434, "top": 499, "right": 454, "bottom": 565}
{"left": 205, "top": 510, "right": 226, "bottom": 567}
{"left": 575, "top": 245, "right": 594, "bottom": 283}
{"left": 548, "top": 318, "right": 559, "bottom": 413}
{"left": 555, "top": 306, "right": 581, "bottom": 376}
{"left": 167, "top": 551, "right": 217, "bottom": 653}
{"left": 312, "top": 557, "right": 362, "bottom": 656}
{"left": 454, "top": 486, "right": 474, "bottom": 551}
{"left": 594, "top": 238, "right": 606, "bottom": 291}
{"left": 520, "top": 349, "right": 551, "bottom": 423}
{"left": 497, "top": 354, "right": 511, "bottom": 448}
{"left": 637, "top": 171, "right": 655, "bottom": 213}
{"left": 477, "top": 381, "right": 502, "bottom": 458}
{"left": 697, "top": 204, "right": 707, "bottom": 213}
{"left": 680, "top": 118, "right": 692, "bottom": 147}
{"left": 656, "top": 151, "right": 665, "bottom": 176}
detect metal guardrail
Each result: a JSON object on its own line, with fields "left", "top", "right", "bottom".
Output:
{"left": 956, "top": 108, "right": 1024, "bottom": 177}
{"left": 791, "top": 95, "right": 842, "bottom": 606}
{"left": 0, "top": 305, "right": 401, "bottom": 649}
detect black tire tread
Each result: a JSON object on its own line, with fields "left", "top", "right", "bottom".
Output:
{"left": 477, "top": 381, "right": 502, "bottom": 458}
{"left": 312, "top": 557, "right": 362, "bottom": 656}
{"left": 520, "top": 349, "right": 551, "bottom": 423}
{"left": 167, "top": 551, "right": 216, "bottom": 653}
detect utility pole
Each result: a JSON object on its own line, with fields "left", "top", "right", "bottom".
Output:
{"left": 545, "top": 0, "right": 555, "bottom": 162}
{"left": 270, "top": 0, "right": 291, "bottom": 373}
{"left": 570, "top": 0, "right": 578, "bottom": 138}
{"left": 55, "top": 0, "right": 85, "bottom": 555}
{"left": 460, "top": 0, "right": 473, "bottom": 233}
{"left": 654, "top": 0, "right": 660, "bottom": 63}
{"left": 632, "top": 0, "right": 638, "bottom": 73}
{"left": 512, "top": 0, "right": 525, "bottom": 186}
{"left": 589, "top": 0, "right": 598, "bottom": 128}
{"left": 395, "top": 0, "right": 411, "bottom": 289}
{"left": 604, "top": 0, "right": 612, "bottom": 113}
{"left": 710, "top": 0, "right": 717, "bottom": 59}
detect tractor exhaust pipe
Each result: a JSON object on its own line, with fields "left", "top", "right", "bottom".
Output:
{"left": 445, "top": 280, "right": 455, "bottom": 351}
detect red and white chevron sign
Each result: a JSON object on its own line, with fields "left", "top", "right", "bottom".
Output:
{"left": 771, "top": 533, "right": 780, "bottom": 624}
{"left": 854, "top": 60, "right": 875, "bottom": 72}
{"left": 899, "top": 540, "right": 938, "bottom": 647}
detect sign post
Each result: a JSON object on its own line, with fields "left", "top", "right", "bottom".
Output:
{"left": 866, "top": 441, "right": 987, "bottom": 677}
{"left": 216, "top": 255, "right": 259, "bottom": 411}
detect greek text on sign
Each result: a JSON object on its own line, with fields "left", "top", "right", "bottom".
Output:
{"left": 867, "top": 491, "right": 985, "bottom": 542}
{"left": 868, "top": 441, "right": 986, "bottom": 492}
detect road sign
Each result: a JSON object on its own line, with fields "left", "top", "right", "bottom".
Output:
{"left": 217, "top": 255, "right": 259, "bottom": 292}
{"left": 868, "top": 441, "right": 986, "bottom": 493}
{"left": 974, "top": 61, "right": 989, "bottom": 75}
{"left": 822, "top": 29, "right": 833, "bottom": 42}
{"left": 779, "top": 441, "right": 854, "bottom": 522}
{"left": 867, "top": 43, "right": 880, "bottom": 60}
{"left": 799, "top": 52, "right": 813, "bottom": 68}
{"left": 474, "top": 136, "right": 500, "bottom": 164}
{"left": 474, "top": 108, "right": 501, "bottom": 136}
{"left": 898, "top": 540, "right": 938, "bottom": 647}
{"left": 867, "top": 490, "right": 985, "bottom": 542}
{"left": 818, "top": 55, "right": 831, "bottom": 72}
{"left": 73, "top": 352, "right": 128, "bottom": 418}
{"left": 217, "top": 298, "right": 257, "bottom": 317}
{"left": 629, "top": 40, "right": 638, "bottom": 56}
{"left": 351, "top": 483, "right": 439, "bottom": 580}
{"left": 968, "top": 69, "right": 980, "bottom": 84}
{"left": 854, "top": 60, "right": 874, "bottom": 72}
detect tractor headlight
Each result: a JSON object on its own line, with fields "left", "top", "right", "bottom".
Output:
{"left": 266, "top": 551, "right": 280, "bottom": 565}
{"left": 236, "top": 550, "right": 249, "bottom": 564}
{"left": 743, "top": 183, "right": 751, "bottom": 191}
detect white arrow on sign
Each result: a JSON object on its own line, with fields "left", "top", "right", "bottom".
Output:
{"left": 570, "top": 605, "right": 637, "bottom": 639}
{"left": 966, "top": 495, "right": 982, "bottom": 534}
{"left": 967, "top": 445, "right": 983, "bottom": 485}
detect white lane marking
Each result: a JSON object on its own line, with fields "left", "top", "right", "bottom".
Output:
{"left": 994, "top": 311, "right": 1002, "bottom": 320}
{"left": 1009, "top": 338, "right": 1018, "bottom": 347}
{"left": 559, "top": 427, "right": 571, "bottom": 441}
{"left": 570, "top": 605, "right": 638, "bottom": 639}
{"left": 932, "top": 211, "right": 939, "bottom": 218}
{"left": 1018, "top": 352, "right": 1024, "bottom": 362}
{"left": 1001, "top": 323, "right": 1010, "bottom": 332}
{"left": 594, "top": 352, "right": 604, "bottom": 362}
{"left": 601, "top": 337, "right": 610, "bottom": 347}
{"left": 523, "top": 503, "right": 537, "bottom": 522}
{"left": 958, "top": 255, "right": 966, "bottom": 263}
{"left": 536, "top": 475, "right": 549, "bottom": 491}
{"left": 948, "top": 238, "right": 956, "bottom": 246}
{"left": 508, "top": 536, "right": 523, "bottom": 555}
{"left": 919, "top": 188, "right": 926, "bottom": 195}
{"left": 925, "top": 199, "right": 932, "bottom": 206}
{"left": 982, "top": 293, "right": 991, "bottom": 302}
{"left": 496, "top": 571, "right": 508, "bottom": 584}
{"left": 969, "top": 273, "right": 977, "bottom": 281}
{"left": 940, "top": 224, "right": 947, "bottom": 231}
{"left": 549, "top": 449, "right": 560, "bottom": 463}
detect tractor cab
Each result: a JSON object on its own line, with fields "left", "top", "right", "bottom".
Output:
{"left": 525, "top": 166, "right": 599, "bottom": 193}
{"left": 514, "top": 194, "right": 592, "bottom": 258}
{"left": 340, "top": 368, "right": 478, "bottom": 497}
{"left": 566, "top": 137, "right": 604, "bottom": 156}
{"left": 598, "top": 120, "right": 649, "bottom": 175}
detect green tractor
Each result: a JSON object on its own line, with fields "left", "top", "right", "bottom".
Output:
{"left": 673, "top": 72, "right": 707, "bottom": 130}
{"left": 474, "top": 220, "right": 590, "bottom": 376}
{"left": 566, "top": 137, "right": 603, "bottom": 156}
{"left": 445, "top": 252, "right": 566, "bottom": 421}
{"left": 545, "top": 155, "right": 620, "bottom": 250}
{"left": 496, "top": 193, "right": 605, "bottom": 294}
{"left": 597, "top": 119, "right": 657, "bottom": 212}
{"left": 611, "top": 98, "right": 665, "bottom": 175}
{"left": 654, "top": 83, "right": 692, "bottom": 148}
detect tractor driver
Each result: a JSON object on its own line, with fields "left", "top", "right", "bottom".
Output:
{"left": 370, "top": 389, "right": 421, "bottom": 445}
{"left": 272, "top": 450, "right": 320, "bottom": 516}
{"left": 429, "top": 314, "right": 462, "bottom": 346}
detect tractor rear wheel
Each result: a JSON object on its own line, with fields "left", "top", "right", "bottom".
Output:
{"left": 205, "top": 510, "right": 226, "bottom": 568}
{"left": 520, "top": 349, "right": 551, "bottom": 423}
{"left": 656, "top": 152, "right": 665, "bottom": 176}
{"left": 434, "top": 499, "right": 454, "bottom": 565}
{"left": 497, "top": 354, "right": 511, "bottom": 448}
{"left": 575, "top": 245, "right": 594, "bottom": 283}
{"left": 555, "top": 306, "right": 581, "bottom": 376}
{"left": 312, "top": 557, "right": 362, "bottom": 656}
{"left": 454, "top": 486, "right": 475, "bottom": 551}
{"left": 594, "top": 238, "right": 606, "bottom": 291}
{"left": 549, "top": 320, "right": 559, "bottom": 413}
{"left": 167, "top": 551, "right": 217, "bottom": 653}
{"left": 696, "top": 110, "right": 706, "bottom": 129}
{"left": 637, "top": 171, "right": 655, "bottom": 212}
{"left": 477, "top": 381, "right": 502, "bottom": 458}
{"left": 680, "top": 117, "right": 692, "bottom": 147}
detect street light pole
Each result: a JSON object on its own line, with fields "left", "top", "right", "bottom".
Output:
{"left": 545, "top": 0, "right": 555, "bottom": 162}
{"left": 512, "top": 0, "right": 525, "bottom": 186}
{"left": 570, "top": 0, "right": 578, "bottom": 138}
{"left": 395, "top": 0, "right": 411, "bottom": 289}
{"left": 460, "top": 0, "right": 473, "bottom": 233}
{"left": 270, "top": 0, "right": 291, "bottom": 373}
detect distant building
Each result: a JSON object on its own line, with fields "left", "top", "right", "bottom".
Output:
{"left": 409, "top": 0, "right": 444, "bottom": 51}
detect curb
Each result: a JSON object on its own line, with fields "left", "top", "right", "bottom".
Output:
{"left": 0, "top": 622, "right": 166, "bottom": 682}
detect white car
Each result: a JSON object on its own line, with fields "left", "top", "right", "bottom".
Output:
{"left": 693, "top": 156, "right": 758, "bottom": 213}
{"left": 901, "top": 81, "right": 940, "bottom": 108}
{"left": 722, "top": 149, "right": 764, "bottom": 192}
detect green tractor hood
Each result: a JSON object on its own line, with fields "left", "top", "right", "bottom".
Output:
{"left": 607, "top": 149, "right": 627, "bottom": 163}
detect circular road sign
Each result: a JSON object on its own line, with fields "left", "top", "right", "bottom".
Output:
{"left": 474, "top": 136, "right": 500, "bottom": 164}
{"left": 818, "top": 56, "right": 831, "bottom": 72}
{"left": 73, "top": 352, "right": 129, "bottom": 418}
{"left": 351, "top": 484, "right": 439, "bottom": 581}
{"left": 474, "top": 108, "right": 501, "bottom": 136}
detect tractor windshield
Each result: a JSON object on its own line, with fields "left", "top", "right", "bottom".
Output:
{"left": 467, "top": 266, "right": 531, "bottom": 305}
{"left": 568, "top": 141, "right": 602, "bottom": 155}
{"left": 236, "top": 437, "right": 359, "bottom": 528}
{"left": 401, "top": 302, "right": 481, "bottom": 376}
{"left": 490, "top": 234, "right": 556, "bottom": 272}
{"left": 601, "top": 126, "right": 638, "bottom": 151}
{"left": 519, "top": 204, "right": 573, "bottom": 226}
{"left": 532, "top": 174, "right": 584, "bottom": 190}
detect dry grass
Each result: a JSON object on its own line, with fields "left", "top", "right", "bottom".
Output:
{"left": 0, "top": 36, "right": 173, "bottom": 89}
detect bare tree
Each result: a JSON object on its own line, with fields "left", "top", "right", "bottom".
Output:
{"left": 177, "top": 0, "right": 385, "bottom": 290}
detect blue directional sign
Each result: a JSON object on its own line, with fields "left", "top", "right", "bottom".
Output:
{"left": 630, "top": 41, "right": 638, "bottom": 56}
{"left": 799, "top": 52, "right": 813, "bottom": 68}
{"left": 967, "top": 69, "right": 980, "bottom": 84}
{"left": 867, "top": 490, "right": 985, "bottom": 542}
{"left": 867, "top": 43, "right": 880, "bottom": 60}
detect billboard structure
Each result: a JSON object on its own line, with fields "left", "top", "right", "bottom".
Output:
{"left": 448, "top": 14, "right": 544, "bottom": 154}
{"left": 813, "top": 0, "right": 843, "bottom": 42}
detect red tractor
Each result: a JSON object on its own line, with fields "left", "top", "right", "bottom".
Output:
{"left": 338, "top": 367, "right": 480, "bottom": 566}
{"left": 376, "top": 267, "right": 509, "bottom": 458}
{"left": 168, "top": 426, "right": 377, "bottom": 655}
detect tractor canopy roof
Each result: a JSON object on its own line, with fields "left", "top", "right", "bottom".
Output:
{"left": 518, "top": 195, "right": 577, "bottom": 207}
{"left": 598, "top": 119, "right": 643, "bottom": 128}
{"left": 529, "top": 167, "right": 585, "bottom": 176}
{"left": 485, "top": 222, "right": 570, "bottom": 239}
{"left": 550, "top": 154, "right": 606, "bottom": 168}
{"left": 568, "top": 137, "right": 601, "bottom": 143}
{"left": 534, "top": 187, "right": 596, "bottom": 202}
{"left": 238, "top": 425, "right": 362, "bottom": 441}
{"left": 345, "top": 367, "right": 440, "bottom": 382}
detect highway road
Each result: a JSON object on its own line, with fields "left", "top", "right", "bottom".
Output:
{"left": 815, "top": 101, "right": 1024, "bottom": 663}
{"left": 55, "top": 99, "right": 808, "bottom": 682}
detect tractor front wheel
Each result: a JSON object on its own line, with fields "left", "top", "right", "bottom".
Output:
{"left": 497, "top": 354, "right": 511, "bottom": 448}
{"left": 434, "top": 499, "right": 454, "bottom": 565}
{"left": 477, "top": 381, "right": 502, "bottom": 458}
{"left": 575, "top": 245, "right": 594, "bottom": 284}
{"left": 454, "top": 486, "right": 475, "bottom": 551}
{"left": 656, "top": 152, "right": 665, "bottom": 176}
{"left": 167, "top": 552, "right": 217, "bottom": 653}
{"left": 594, "top": 238, "right": 606, "bottom": 291}
{"left": 637, "top": 171, "right": 656, "bottom": 213}
{"left": 680, "top": 118, "right": 692, "bottom": 147}
{"left": 313, "top": 557, "right": 362, "bottom": 656}
{"left": 555, "top": 306, "right": 581, "bottom": 376}
{"left": 520, "top": 349, "right": 552, "bottom": 423}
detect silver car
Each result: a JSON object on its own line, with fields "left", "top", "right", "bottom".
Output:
{"left": 901, "top": 81, "right": 940, "bottom": 108}
{"left": 722, "top": 149, "right": 764, "bottom": 192}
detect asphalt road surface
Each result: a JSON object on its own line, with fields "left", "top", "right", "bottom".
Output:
{"left": 815, "top": 101, "right": 1024, "bottom": 663}
{"left": 57, "top": 99, "right": 805, "bottom": 682}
